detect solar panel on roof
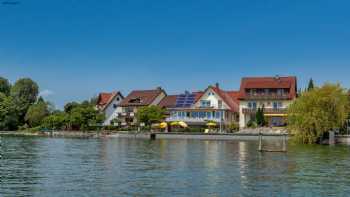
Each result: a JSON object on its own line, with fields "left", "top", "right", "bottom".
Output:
{"left": 175, "top": 93, "right": 196, "bottom": 108}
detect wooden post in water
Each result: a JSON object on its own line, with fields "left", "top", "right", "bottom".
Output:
{"left": 329, "top": 130, "right": 335, "bottom": 145}
{"left": 258, "top": 132, "right": 262, "bottom": 151}
{"left": 282, "top": 133, "right": 287, "bottom": 152}
{"left": 150, "top": 133, "right": 156, "bottom": 140}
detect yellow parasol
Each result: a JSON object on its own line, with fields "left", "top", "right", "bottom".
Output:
{"left": 159, "top": 122, "right": 168, "bottom": 129}
{"left": 170, "top": 121, "right": 188, "bottom": 128}
{"left": 170, "top": 121, "right": 180, "bottom": 126}
{"left": 178, "top": 121, "right": 188, "bottom": 128}
{"left": 206, "top": 122, "right": 217, "bottom": 127}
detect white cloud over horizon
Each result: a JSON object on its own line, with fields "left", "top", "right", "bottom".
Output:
{"left": 39, "top": 89, "right": 55, "bottom": 97}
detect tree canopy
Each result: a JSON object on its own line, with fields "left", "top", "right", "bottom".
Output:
{"left": 288, "top": 83, "right": 349, "bottom": 144}
{"left": 10, "top": 78, "right": 39, "bottom": 122}
{"left": 136, "top": 105, "right": 165, "bottom": 126}
{"left": 0, "top": 93, "right": 18, "bottom": 130}
{"left": 307, "top": 78, "right": 315, "bottom": 91}
{"left": 25, "top": 99, "right": 50, "bottom": 127}
{"left": 256, "top": 107, "right": 266, "bottom": 127}
{"left": 0, "top": 77, "right": 11, "bottom": 96}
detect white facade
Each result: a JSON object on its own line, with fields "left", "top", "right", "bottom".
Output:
{"left": 193, "top": 88, "right": 230, "bottom": 110}
{"left": 166, "top": 87, "right": 238, "bottom": 125}
{"left": 239, "top": 100, "right": 293, "bottom": 128}
{"left": 102, "top": 94, "right": 124, "bottom": 126}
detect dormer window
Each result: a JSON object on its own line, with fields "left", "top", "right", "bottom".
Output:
{"left": 129, "top": 97, "right": 142, "bottom": 104}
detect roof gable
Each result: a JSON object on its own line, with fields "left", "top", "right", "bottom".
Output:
{"left": 239, "top": 76, "right": 297, "bottom": 99}
{"left": 119, "top": 88, "right": 166, "bottom": 107}
{"left": 97, "top": 91, "right": 124, "bottom": 111}
{"left": 194, "top": 86, "right": 239, "bottom": 112}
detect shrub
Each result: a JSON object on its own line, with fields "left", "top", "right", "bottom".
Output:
{"left": 247, "top": 120, "right": 257, "bottom": 128}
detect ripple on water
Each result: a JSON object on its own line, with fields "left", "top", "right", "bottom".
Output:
{"left": 1, "top": 137, "right": 350, "bottom": 196}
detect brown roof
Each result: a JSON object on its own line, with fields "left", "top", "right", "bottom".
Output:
{"left": 158, "top": 95, "right": 178, "bottom": 108}
{"left": 211, "top": 87, "right": 240, "bottom": 112}
{"left": 193, "top": 91, "right": 204, "bottom": 102}
{"left": 239, "top": 76, "right": 297, "bottom": 99}
{"left": 96, "top": 91, "right": 123, "bottom": 110}
{"left": 227, "top": 91, "right": 240, "bottom": 105}
{"left": 119, "top": 88, "right": 166, "bottom": 107}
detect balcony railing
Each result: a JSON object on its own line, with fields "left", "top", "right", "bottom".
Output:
{"left": 244, "top": 93, "right": 290, "bottom": 100}
{"left": 242, "top": 108, "right": 287, "bottom": 114}
{"left": 166, "top": 117, "right": 222, "bottom": 123}
{"left": 118, "top": 112, "right": 135, "bottom": 117}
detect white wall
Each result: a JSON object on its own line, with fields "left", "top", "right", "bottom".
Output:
{"left": 239, "top": 99, "right": 294, "bottom": 128}
{"left": 193, "top": 88, "right": 230, "bottom": 110}
{"left": 103, "top": 94, "right": 123, "bottom": 125}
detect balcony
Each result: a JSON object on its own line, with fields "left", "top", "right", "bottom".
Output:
{"left": 244, "top": 93, "right": 290, "bottom": 100}
{"left": 242, "top": 108, "right": 287, "bottom": 114}
{"left": 166, "top": 117, "right": 222, "bottom": 123}
{"left": 118, "top": 112, "right": 135, "bottom": 117}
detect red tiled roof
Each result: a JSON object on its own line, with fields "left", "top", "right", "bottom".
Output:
{"left": 119, "top": 88, "right": 166, "bottom": 107}
{"left": 96, "top": 91, "right": 123, "bottom": 110}
{"left": 97, "top": 93, "right": 113, "bottom": 106}
{"left": 227, "top": 91, "right": 240, "bottom": 105}
{"left": 158, "top": 95, "right": 177, "bottom": 108}
{"left": 211, "top": 87, "right": 240, "bottom": 112}
{"left": 193, "top": 91, "right": 204, "bottom": 102}
{"left": 239, "top": 76, "right": 297, "bottom": 99}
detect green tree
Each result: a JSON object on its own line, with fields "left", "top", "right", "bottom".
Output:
{"left": 41, "top": 112, "right": 68, "bottom": 130}
{"left": 68, "top": 105, "right": 104, "bottom": 130}
{"left": 25, "top": 99, "right": 49, "bottom": 127}
{"left": 307, "top": 78, "right": 315, "bottom": 91}
{"left": 64, "top": 102, "right": 80, "bottom": 113}
{"left": 0, "top": 93, "right": 18, "bottom": 130}
{"left": 256, "top": 107, "right": 265, "bottom": 127}
{"left": 136, "top": 105, "right": 165, "bottom": 126}
{"left": 10, "top": 78, "right": 39, "bottom": 121}
{"left": 0, "top": 77, "right": 11, "bottom": 96}
{"left": 288, "top": 83, "right": 349, "bottom": 144}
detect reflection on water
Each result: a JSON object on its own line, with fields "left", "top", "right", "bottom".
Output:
{"left": 1, "top": 136, "right": 350, "bottom": 196}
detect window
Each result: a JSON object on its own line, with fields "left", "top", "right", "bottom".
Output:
{"left": 170, "top": 111, "right": 177, "bottom": 117}
{"left": 248, "top": 102, "right": 257, "bottom": 109}
{"left": 218, "top": 100, "right": 223, "bottom": 109}
{"left": 113, "top": 104, "right": 117, "bottom": 109}
{"left": 191, "top": 112, "right": 198, "bottom": 118}
{"left": 273, "top": 102, "right": 282, "bottom": 109}
{"left": 116, "top": 97, "right": 120, "bottom": 101}
{"left": 278, "top": 102, "right": 283, "bottom": 108}
{"left": 215, "top": 111, "right": 221, "bottom": 119}
{"left": 200, "top": 100, "right": 211, "bottom": 107}
{"left": 207, "top": 112, "right": 212, "bottom": 119}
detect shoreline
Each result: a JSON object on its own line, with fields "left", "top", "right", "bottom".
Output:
{"left": 1, "top": 131, "right": 350, "bottom": 145}
{"left": 0, "top": 130, "right": 289, "bottom": 140}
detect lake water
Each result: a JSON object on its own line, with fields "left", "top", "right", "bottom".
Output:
{"left": 1, "top": 136, "right": 350, "bottom": 197}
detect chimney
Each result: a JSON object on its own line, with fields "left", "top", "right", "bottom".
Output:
{"left": 215, "top": 82, "right": 219, "bottom": 88}
{"left": 156, "top": 86, "right": 162, "bottom": 91}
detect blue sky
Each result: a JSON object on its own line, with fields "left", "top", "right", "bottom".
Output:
{"left": 1, "top": 0, "right": 350, "bottom": 108}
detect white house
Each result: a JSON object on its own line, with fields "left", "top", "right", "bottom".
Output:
{"left": 238, "top": 76, "right": 297, "bottom": 128}
{"left": 166, "top": 83, "right": 239, "bottom": 127}
{"left": 96, "top": 91, "right": 124, "bottom": 126}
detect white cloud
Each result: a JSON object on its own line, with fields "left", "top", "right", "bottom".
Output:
{"left": 39, "top": 89, "right": 54, "bottom": 97}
